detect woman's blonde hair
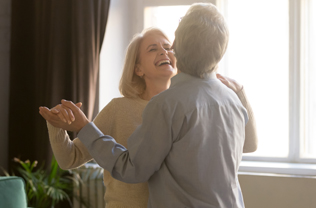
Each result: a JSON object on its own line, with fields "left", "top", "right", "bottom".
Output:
{"left": 174, "top": 3, "right": 229, "bottom": 78}
{"left": 119, "top": 28, "right": 171, "bottom": 98}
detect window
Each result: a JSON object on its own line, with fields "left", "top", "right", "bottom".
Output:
{"left": 99, "top": 0, "right": 316, "bottom": 173}
{"left": 144, "top": 6, "right": 190, "bottom": 43}
{"left": 301, "top": 0, "right": 316, "bottom": 159}
{"left": 219, "top": 0, "right": 290, "bottom": 159}
{"left": 143, "top": 0, "right": 316, "bottom": 166}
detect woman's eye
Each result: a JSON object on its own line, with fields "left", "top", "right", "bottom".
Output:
{"left": 149, "top": 48, "right": 157, "bottom": 52}
{"left": 165, "top": 48, "right": 171, "bottom": 51}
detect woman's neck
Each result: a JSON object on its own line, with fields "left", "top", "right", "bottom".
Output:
{"left": 140, "top": 79, "right": 171, "bottom": 101}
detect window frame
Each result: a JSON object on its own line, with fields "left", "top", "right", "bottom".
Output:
{"left": 131, "top": 0, "right": 216, "bottom": 36}
{"left": 216, "top": 0, "right": 316, "bottom": 165}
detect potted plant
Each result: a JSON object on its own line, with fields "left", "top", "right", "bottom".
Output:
{"left": 2, "top": 157, "right": 88, "bottom": 208}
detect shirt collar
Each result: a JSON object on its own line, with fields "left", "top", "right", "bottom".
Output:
{"left": 170, "top": 71, "right": 217, "bottom": 87}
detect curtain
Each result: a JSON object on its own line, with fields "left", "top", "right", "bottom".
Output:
{"left": 9, "top": 0, "right": 110, "bottom": 170}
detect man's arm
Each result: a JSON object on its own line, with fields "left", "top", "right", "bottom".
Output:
{"left": 62, "top": 99, "right": 173, "bottom": 183}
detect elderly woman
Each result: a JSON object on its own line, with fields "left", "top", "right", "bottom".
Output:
{"left": 40, "top": 28, "right": 177, "bottom": 207}
{"left": 40, "top": 4, "right": 257, "bottom": 207}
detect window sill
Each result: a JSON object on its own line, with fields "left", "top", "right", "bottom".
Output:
{"left": 239, "top": 161, "right": 316, "bottom": 176}
{"left": 85, "top": 161, "right": 316, "bottom": 177}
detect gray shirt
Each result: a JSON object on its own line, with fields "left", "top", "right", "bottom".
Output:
{"left": 78, "top": 72, "right": 248, "bottom": 208}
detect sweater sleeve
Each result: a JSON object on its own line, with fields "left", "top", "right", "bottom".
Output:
{"left": 236, "top": 88, "right": 258, "bottom": 153}
{"left": 47, "top": 122, "right": 92, "bottom": 169}
{"left": 47, "top": 99, "right": 117, "bottom": 169}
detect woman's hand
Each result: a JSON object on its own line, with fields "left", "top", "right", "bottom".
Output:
{"left": 216, "top": 73, "right": 243, "bottom": 93}
{"left": 59, "top": 99, "right": 90, "bottom": 132}
{"left": 50, "top": 102, "right": 82, "bottom": 124}
{"left": 39, "top": 101, "right": 85, "bottom": 132}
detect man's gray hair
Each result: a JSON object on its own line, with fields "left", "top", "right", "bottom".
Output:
{"left": 174, "top": 3, "right": 229, "bottom": 78}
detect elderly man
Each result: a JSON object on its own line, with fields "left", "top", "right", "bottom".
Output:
{"left": 41, "top": 3, "right": 257, "bottom": 208}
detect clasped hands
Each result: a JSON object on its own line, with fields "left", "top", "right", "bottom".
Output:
{"left": 39, "top": 99, "right": 90, "bottom": 132}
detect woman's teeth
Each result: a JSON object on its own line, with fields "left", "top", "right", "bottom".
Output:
{"left": 157, "top": 60, "right": 170, "bottom": 66}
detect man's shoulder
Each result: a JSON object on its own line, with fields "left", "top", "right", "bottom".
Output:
{"left": 151, "top": 85, "right": 182, "bottom": 104}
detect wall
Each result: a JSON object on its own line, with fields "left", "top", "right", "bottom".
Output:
{"left": 99, "top": 0, "right": 135, "bottom": 108}
{"left": 239, "top": 173, "right": 316, "bottom": 208}
{"left": 0, "top": 0, "right": 11, "bottom": 171}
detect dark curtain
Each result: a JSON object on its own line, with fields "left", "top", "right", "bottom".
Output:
{"left": 9, "top": 0, "right": 110, "bottom": 170}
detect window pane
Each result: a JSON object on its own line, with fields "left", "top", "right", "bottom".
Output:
{"left": 145, "top": 3, "right": 290, "bottom": 158}
{"left": 221, "top": 0, "right": 289, "bottom": 157}
{"left": 144, "top": 6, "right": 190, "bottom": 42}
{"left": 302, "top": 0, "right": 316, "bottom": 158}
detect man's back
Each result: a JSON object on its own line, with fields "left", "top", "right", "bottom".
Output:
{"left": 146, "top": 72, "right": 247, "bottom": 208}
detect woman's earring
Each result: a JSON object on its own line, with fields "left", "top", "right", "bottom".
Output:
{"left": 140, "top": 74, "right": 144, "bottom": 79}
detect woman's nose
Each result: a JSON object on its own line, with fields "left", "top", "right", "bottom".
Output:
{"left": 159, "top": 48, "right": 168, "bottom": 55}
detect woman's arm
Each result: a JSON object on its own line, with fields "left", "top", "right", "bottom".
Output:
{"left": 216, "top": 74, "right": 258, "bottom": 153}
{"left": 46, "top": 121, "right": 93, "bottom": 169}
{"left": 39, "top": 99, "right": 119, "bottom": 169}
{"left": 39, "top": 103, "right": 92, "bottom": 169}
{"left": 236, "top": 88, "right": 258, "bottom": 153}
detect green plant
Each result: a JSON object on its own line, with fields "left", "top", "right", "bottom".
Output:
{"left": 2, "top": 157, "right": 87, "bottom": 208}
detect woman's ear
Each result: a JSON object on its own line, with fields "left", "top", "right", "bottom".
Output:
{"left": 134, "top": 65, "right": 144, "bottom": 77}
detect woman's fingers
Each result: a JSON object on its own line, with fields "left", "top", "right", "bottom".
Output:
{"left": 52, "top": 104, "right": 72, "bottom": 124}
{"left": 51, "top": 108, "right": 59, "bottom": 114}
{"left": 216, "top": 73, "right": 230, "bottom": 86}
{"left": 39, "top": 107, "right": 61, "bottom": 127}
{"left": 76, "top": 102, "right": 82, "bottom": 108}
{"left": 57, "top": 102, "right": 82, "bottom": 123}
{"left": 39, "top": 100, "right": 89, "bottom": 132}
{"left": 39, "top": 106, "right": 74, "bottom": 130}
{"left": 61, "top": 99, "right": 90, "bottom": 132}
{"left": 39, "top": 107, "right": 51, "bottom": 121}
{"left": 216, "top": 73, "right": 242, "bottom": 93}
{"left": 41, "top": 101, "right": 82, "bottom": 125}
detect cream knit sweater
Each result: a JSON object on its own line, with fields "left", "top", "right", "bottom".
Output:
{"left": 47, "top": 89, "right": 257, "bottom": 208}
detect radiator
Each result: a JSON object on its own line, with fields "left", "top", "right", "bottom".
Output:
{"left": 73, "top": 163, "right": 105, "bottom": 208}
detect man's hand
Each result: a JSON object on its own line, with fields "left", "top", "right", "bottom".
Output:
{"left": 39, "top": 106, "right": 79, "bottom": 132}
{"left": 60, "top": 99, "right": 90, "bottom": 132}
{"left": 39, "top": 101, "right": 89, "bottom": 132}
{"left": 50, "top": 102, "right": 82, "bottom": 124}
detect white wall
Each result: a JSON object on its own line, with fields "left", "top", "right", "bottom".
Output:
{"left": 239, "top": 173, "right": 316, "bottom": 208}
{"left": 0, "top": 0, "right": 11, "bottom": 171}
{"left": 99, "top": 0, "right": 135, "bottom": 109}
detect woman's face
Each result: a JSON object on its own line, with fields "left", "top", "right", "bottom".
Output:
{"left": 136, "top": 32, "right": 177, "bottom": 82}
